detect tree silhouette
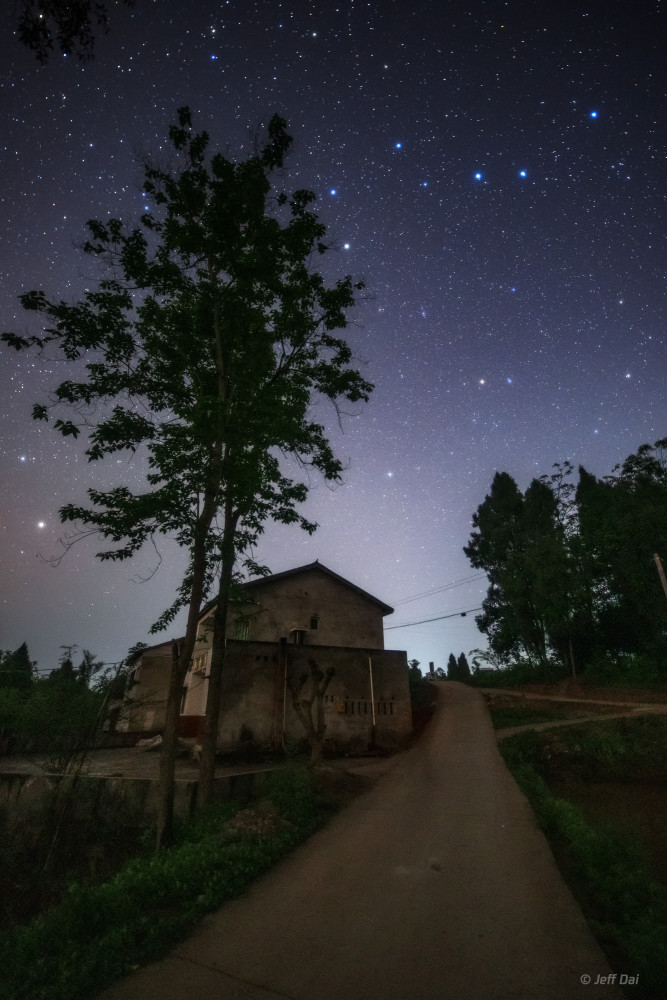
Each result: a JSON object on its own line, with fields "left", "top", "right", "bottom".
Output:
{"left": 3, "top": 109, "right": 372, "bottom": 846}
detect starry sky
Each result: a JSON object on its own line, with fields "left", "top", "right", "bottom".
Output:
{"left": 1, "top": 0, "right": 665, "bottom": 675}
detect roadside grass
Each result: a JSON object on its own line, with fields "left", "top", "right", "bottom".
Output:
{"left": 504, "top": 715, "right": 667, "bottom": 783}
{"left": 501, "top": 721, "right": 667, "bottom": 999}
{"left": 486, "top": 700, "right": 587, "bottom": 730}
{"left": 0, "top": 764, "right": 340, "bottom": 1000}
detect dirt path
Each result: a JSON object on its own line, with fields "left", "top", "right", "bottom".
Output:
{"left": 98, "top": 683, "right": 623, "bottom": 1000}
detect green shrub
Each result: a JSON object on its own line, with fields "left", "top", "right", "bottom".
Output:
{"left": 0, "top": 765, "right": 333, "bottom": 1000}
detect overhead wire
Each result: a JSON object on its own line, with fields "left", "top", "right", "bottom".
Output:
{"left": 389, "top": 572, "right": 486, "bottom": 607}
{"left": 385, "top": 606, "right": 483, "bottom": 630}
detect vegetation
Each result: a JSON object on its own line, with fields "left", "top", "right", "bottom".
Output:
{"left": 3, "top": 109, "right": 372, "bottom": 847}
{"left": 500, "top": 719, "right": 667, "bottom": 998}
{"left": 0, "top": 644, "right": 122, "bottom": 770}
{"left": 446, "top": 651, "right": 471, "bottom": 681}
{"left": 465, "top": 440, "right": 667, "bottom": 683}
{"left": 0, "top": 764, "right": 339, "bottom": 1000}
{"left": 16, "top": 0, "right": 134, "bottom": 63}
{"left": 485, "top": 699, "right": 589, "bottom": 730}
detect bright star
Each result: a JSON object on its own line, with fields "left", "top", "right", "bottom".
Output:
{"left": 590, "top": 110, "right": 598, "bottom": 118}
{"left": 479, "top": 379, "right": 485, "bottom": 385}
{"left": 37, "top": 521, "right": 46, "bottom": 528}
{"left": 506, "top": 378, "right": 513, "bottom": 384}
{"left": 386, "top": 472, "right": 394, "bottom": 478}
{"left": 343, "top": 243, "right": 350, "bottom": 249}
{"left": 19, "top": 455, "right": 26, "bottom": 462}
{"left": 474, "top": 172, "right": 482, "bottom": 180}
{"left": 395, "top": 142, "right": 402, "bottom": 149}
{"left": 519, "top": 170, "right": 527, "bottom": 177}
{"left": 421, "top": 181, "right": 428, "bottom": 187}
{"left": 330, "top": 189, "right": 337, "bottom": 196}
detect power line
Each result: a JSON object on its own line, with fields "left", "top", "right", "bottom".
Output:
{"left": 385, "top": 606, "right": 483, "bottom": 630}
{"left": 390, "top": 573, "right": 486, "bottom": 607}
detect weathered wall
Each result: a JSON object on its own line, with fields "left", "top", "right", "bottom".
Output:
{"left": 200, "top": 566, "right": 387, "bottom": 649}
{"left": 117, "top": 643, "right": 173, "bottom": 732}
{"left": 0, "top": 768, "right": 265, "bottom": 827}
{"left": 214, "top": 640, "right": 411, "bottom": 751}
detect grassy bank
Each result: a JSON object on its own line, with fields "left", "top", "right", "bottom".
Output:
{"left": 485, "top": 696, "right": 600, "bottom": 730}
{"left": 500, "top": 719, "right": 667, "bottom": 999}
{"left": 0, "top": 764, "right": 347, "bottom": 1000}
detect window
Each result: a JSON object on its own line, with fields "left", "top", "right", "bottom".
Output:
{"left": 192, "top": 653, "right": 208, "bottom": 675}
{"left": 310, "top": 615, "right": 319, "bottom": 630}
{"left": 234, "top": 620, "right": 249, "bottom": 641}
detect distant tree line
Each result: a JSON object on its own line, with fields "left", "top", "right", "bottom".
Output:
{"left": 446, "top": 652, "right": 471, "bottom": 682}
{"left": 464, "top": 439, "right": 667, "bottom": 682}
{"left": 0, "top": 644, "right": 125, "bottom": 770}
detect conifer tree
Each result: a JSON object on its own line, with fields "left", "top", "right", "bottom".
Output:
{"left": 447, "top": 652, "right": 458, "bottom": 679}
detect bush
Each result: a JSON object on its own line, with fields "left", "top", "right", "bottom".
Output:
{"left": 0, "top": 765, "right": 333, "bottom": 1000}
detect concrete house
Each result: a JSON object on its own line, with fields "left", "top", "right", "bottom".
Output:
{"left": 119, "top": 561, "right": 411, "bottom": 752}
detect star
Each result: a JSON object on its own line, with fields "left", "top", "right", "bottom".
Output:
{"left": 519, "top": 170, "right": 527, "bottom": 177}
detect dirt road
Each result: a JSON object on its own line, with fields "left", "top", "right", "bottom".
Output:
{"left": 98, "top": 683, "right": 623, "bottom": 1000}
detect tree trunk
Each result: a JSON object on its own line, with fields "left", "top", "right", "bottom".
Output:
{"left": 197, "top": 497, "right": 238, "bottom": 808}
{"left": 288, "top": 660, "right": 334, "bottom": 766}
{"left": 155, "top": 471, "right": 219, "bottom": 851}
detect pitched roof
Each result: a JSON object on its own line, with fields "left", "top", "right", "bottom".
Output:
{"left": 199, "top": 560, "right": 394, "bottom": 620}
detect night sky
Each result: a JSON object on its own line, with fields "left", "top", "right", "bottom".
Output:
{"left": 1, "top": 0, "right": 665, "bottom": 675}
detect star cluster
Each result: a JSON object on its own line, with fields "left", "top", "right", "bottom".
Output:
{"left": 0, "top": 0, "right": 665, "bottom": 671}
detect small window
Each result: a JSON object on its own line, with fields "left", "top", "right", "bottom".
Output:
{"left": 234, "top": 620, "right": 249, "bottom": 641}
{"left": 192, "top": 653, "right": 207, "bottom": 675}
{"left": 310, "top": 615, "right": 319, "bottom": 630}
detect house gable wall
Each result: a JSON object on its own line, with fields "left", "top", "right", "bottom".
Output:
{"left": 217, "top": 566, "right": 387, "bottom": 649}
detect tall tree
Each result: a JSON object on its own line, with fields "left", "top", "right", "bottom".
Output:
{"left": 464, "top": 471, "right": 550, "bottom": 666}
{"left": 577, "top": 439, "right": 667, "bottom": 657}
{"left": 3, "top": 109, "right": 372, "bottom": 847}
{"left": 465, "top": 440, "right": 667, "bottom": 678}
{"left": 456, "top": 652, "right": 471, "bottom": 682}
{"left": 0, "top": 643, "right": 34, "bottom": 691}
{"left": 446, "top": 652, "right": 458, "bottom": 679}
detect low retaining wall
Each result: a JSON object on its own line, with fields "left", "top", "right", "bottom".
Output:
{"left": 0, "top": 768, "right": 265, "bottom": 829}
